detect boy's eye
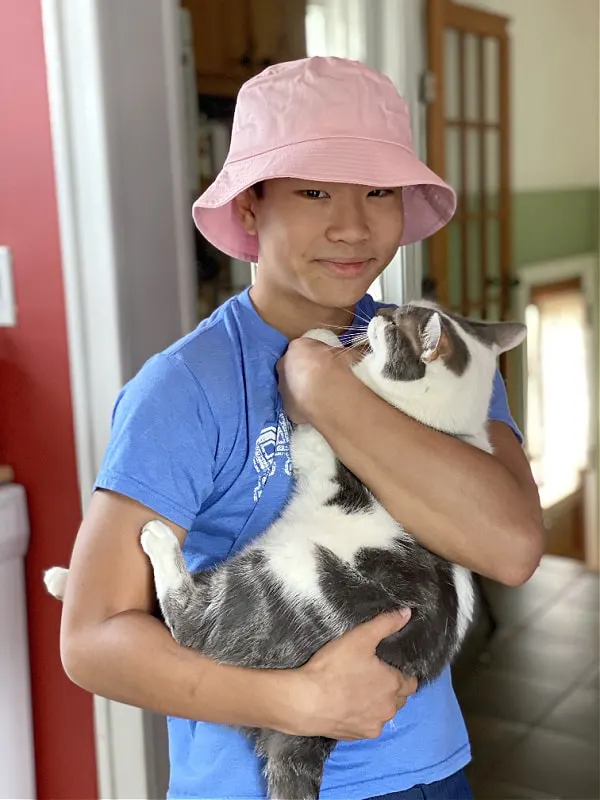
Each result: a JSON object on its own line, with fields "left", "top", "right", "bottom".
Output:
{"left": 299, "top": 189, "right": 329, "bottom": 199}
{"left": 369, "top": 188, "right": 395, "bottom": 198}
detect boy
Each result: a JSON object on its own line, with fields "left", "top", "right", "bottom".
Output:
{"left": 60, "top": 57, "right": 543, "bottom": 799}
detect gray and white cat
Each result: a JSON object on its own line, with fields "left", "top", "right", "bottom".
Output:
{"left": 45, "top": 301, "right": 526, "bottom": 800}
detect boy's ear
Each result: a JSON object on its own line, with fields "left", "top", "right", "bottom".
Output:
{"left": 234, "top": 188, "right": 259, "bottom": 235}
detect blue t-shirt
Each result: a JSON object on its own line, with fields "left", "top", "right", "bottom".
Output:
{"left": 95, "top": 289, "right": 521, "bottom": 800}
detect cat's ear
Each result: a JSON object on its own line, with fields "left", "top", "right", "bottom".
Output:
{"left": 420, "top": 312, "right": 446, "bottom": 363}
{"left": 467, "top": 320, "right": 527, "bottom": 354}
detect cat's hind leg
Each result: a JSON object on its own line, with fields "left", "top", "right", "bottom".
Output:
{"left": 140, "top": 520, "right": 195, "bottom": 632}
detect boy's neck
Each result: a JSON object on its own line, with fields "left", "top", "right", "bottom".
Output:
{"left": 248, "top": 284, "right": 356, "bottom": 341}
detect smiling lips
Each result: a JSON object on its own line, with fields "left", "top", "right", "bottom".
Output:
{"left": 318, "top": 258, "right": 373, "bottom": 277}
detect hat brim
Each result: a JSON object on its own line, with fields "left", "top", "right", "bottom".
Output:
{"left": 193, "top": 137, "right": 457, "bottom": 262}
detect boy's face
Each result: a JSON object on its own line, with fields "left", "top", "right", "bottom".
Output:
{"left": 235, "top": 179, "right": 405, "bottom": 310}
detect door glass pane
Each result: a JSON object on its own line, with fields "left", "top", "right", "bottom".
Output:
{"left": 466, "top": 127, "right": 481, "bottom": 213}
{"left": 485, "top": 217, "right": 501, "bottom": 320}
{"left": 485, "top": 128, "right": 500, "bottom": 211}
{"left": 483, "top": 37, "right": 500, "bottom": 123}
{"left": 445, "top": 126, "right": 461, "bottom": 195}
{"left": 448, "top": 220, "right": 463, "bottom": 311}
{"left": 464, "top": 34, "right": 479, "bottom": 122}
{"left": 467, "top": 219, "right": 482, "bottom": 313}
{"left": 444, "top": 29, "right": 460, "bottom": 119}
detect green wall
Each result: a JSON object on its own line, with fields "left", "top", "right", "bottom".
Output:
{"left": 513, "top": 187, "right": 599, "bottom": 269}
{"left": 424, "top": 186, "right": 599, "bottom": 286}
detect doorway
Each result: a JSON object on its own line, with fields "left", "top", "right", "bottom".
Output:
{"left": 517, "top": 255, "right": 598, "bottom": 567}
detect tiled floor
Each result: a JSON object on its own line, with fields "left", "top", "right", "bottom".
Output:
{"left": 453, "top": 555, "right": 599, "bottom": 800}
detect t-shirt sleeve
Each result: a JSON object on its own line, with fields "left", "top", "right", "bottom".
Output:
{"left": 94, "top": 352, "right": 217, "bottom": 529}
{"left": 488, "top": 368, "right": 523, "bottom": 443}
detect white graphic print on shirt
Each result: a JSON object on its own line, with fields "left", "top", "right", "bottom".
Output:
{"left": 253, "top": 411, "right": 293, "bottom": 502}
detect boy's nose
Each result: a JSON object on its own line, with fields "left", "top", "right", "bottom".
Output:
{"left": 326, "top": 200, "right": 370, "bottom": 244}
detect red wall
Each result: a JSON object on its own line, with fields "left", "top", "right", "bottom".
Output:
{"left": 0, "top": 1, "right": 98, "bottom": 797}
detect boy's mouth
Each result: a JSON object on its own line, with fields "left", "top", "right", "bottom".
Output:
{"left": 317, "top": 259, "right": 373, "bottom": 277}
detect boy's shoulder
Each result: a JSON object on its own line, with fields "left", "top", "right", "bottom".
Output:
{"left": 145, "top": 293, "right": 249, "bottom": 389}
{"left": 115, "top": 294, "right": 248, "bottom": 420}
{"left": 165, "top": 294, "right": 241, "bottom": 364}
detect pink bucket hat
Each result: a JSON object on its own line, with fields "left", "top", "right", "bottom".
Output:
{"left": 193, "top": 57, "right": 456, "bottom": 262}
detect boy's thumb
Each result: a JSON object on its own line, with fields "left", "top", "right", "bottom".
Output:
{"left": 354, "top": 609, "right": 412, "bottom": 649}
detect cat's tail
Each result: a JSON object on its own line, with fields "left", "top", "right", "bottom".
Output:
{"left": 44, "top": 566, "right": 69, "bottom": 600}
{"left": 255, "top": 730, "right": 336, "bottom": 800}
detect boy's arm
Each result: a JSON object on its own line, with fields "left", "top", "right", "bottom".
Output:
{"left": 60, "top": 490, "right": 284, "bottom": 728}
{"left": 277, "top": 340, "right": 544, "bottom": 588}
{"left": 60, "top": 489, "right": 416, "bottom": 740}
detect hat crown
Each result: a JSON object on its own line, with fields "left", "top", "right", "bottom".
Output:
{"left": 227, "top": 57, "right": 414, "bottom": 164}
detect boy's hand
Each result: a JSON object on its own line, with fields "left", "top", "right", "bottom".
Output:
{"left": 278, "top": 610, "right": 417, "bottom": 741}
{"left": 277, "top": 338, "right": 360, "bottom": 424}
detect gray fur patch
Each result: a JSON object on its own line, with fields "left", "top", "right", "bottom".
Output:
{"left": 325, "top": 460, "right": 373, "bottom": 513}
{"left": 375, "top": 305, "right": 471, "bottom": 378}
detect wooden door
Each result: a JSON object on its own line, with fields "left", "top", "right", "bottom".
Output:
{"left": 426, "top": 0, "right": 512, "bottom": 328}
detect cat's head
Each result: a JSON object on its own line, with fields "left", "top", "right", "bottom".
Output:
{"left": 354, "top": 301, "right": 526, "bottom": 434}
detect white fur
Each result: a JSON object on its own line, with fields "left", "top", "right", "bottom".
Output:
{"left": 303, "top": 328, "right": 342, "bottom": 348}
{"left": 422, "top": 311, "right": 442, "bottom": 357}
{"left": 44, "top": 566, "right": 69, "bottom": 600}
{"left": 452, "top": 564, "right": 476, "bottom": 648}
{"left": 140, "top": 520, "right": 184, "bottom": 601}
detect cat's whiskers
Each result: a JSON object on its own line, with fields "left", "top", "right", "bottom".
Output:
{"left": 330, "top": 334, "right": 372, "bottom": 362}
{"left": 339, "top": 305, "right": 373, "bottom": 327}
{"left": 342, "top": 332, "right": 371, "bottom": 348}
{"left": 317, "top": 322, "right": 369, "bottom": 333}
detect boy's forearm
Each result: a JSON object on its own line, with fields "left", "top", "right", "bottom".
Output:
{"left": 303, "top": 365, "right": 542, "bottom": 586}
{"left": 61, "top": 610, "right": 299, "bottom": 732}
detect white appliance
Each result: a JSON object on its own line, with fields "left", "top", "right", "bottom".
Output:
{"left": 0, "top": 484, "right": 36, "bottom": 799}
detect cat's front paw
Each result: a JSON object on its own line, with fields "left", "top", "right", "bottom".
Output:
{"left": 140, "top": 519, "right": 180, "bottom": 560}
{"left": 303, "top": 328, "right": 341, "bottom": 348}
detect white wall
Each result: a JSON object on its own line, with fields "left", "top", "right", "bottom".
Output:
{"left": 464, "top": 0, "right": 599, "bottom": 191}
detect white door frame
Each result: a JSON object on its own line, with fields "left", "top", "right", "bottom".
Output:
{"left": 41, "top": 0, "right": 195, "bottom": 796}
{"left": 306, "top": 0, "right": 426, "bottom": 304}
{"left": 41, "top": 0, "right": 425, "bottom": 795}
{"left": 364, "top": 0, "right": 427, "bottom": 304}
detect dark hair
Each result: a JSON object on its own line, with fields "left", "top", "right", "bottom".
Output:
{"left": 253, "top": 181, "right": 265, "bottom": 198}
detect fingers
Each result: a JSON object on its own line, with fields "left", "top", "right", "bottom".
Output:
{"left": 350, "top": 609, "right": 412, "bottom": 650}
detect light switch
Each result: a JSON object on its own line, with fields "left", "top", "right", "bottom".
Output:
{"left": 0, "top": 247, "right": 17, "bottom": 327}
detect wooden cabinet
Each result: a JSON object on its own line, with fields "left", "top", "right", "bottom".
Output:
{"left": 249, "top": 0, "right": 306, "bottom": 70}
{"left": 181, "top": 0, "right": 306, "bottom": 96}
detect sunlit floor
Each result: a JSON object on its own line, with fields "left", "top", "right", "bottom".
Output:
{"left": 453, "top": 555, "right": 599, "bottom": 799}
